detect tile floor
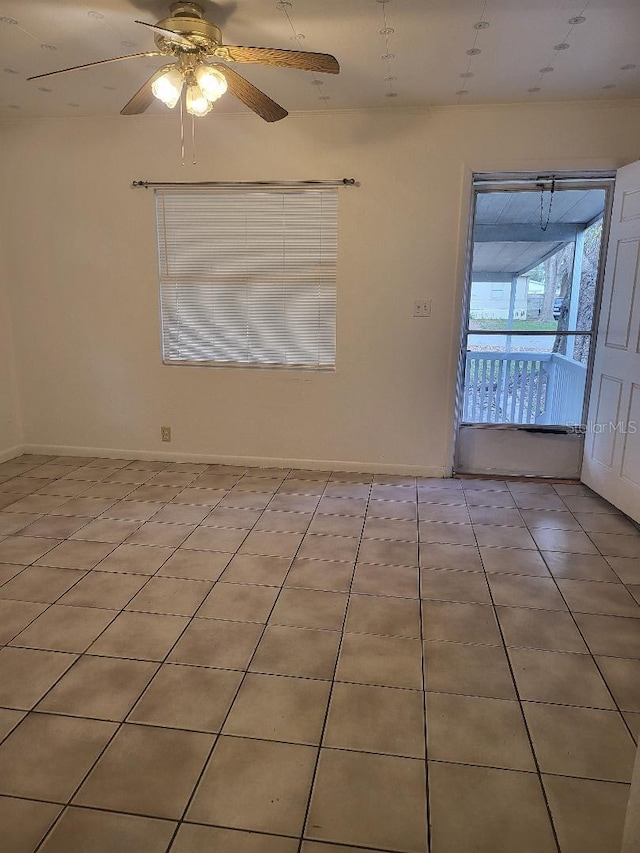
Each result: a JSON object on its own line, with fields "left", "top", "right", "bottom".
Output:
{"left": 0, "top": 454, "right": 639, "bottom": 852}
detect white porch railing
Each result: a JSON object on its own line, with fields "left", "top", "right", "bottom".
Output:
{"left": 543, "top": 352, "right": 588, "bottom": 426}
{"left": 463, "top": 351, "right": 587, "bottom": 425}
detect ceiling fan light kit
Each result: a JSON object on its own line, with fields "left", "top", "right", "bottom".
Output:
{"left": 150, "top": 60, "right": 227, "bottom": 115}
{"left": 27, "top": 1, "right": 340, "bottom": 123}
{"left": 195, "top": 65, "right": 228, "bottom": 102}
{"left": 151, "top": 65, "right": 184, "bottom": 109}
{"left": 185, "top": 78, "right": 212, "bottom": 116}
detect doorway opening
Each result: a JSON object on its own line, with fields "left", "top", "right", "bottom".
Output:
{"left": 455, "top": 172, "right": 615, "bottom": 478}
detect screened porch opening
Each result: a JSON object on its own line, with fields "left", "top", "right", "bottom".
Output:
{"left": 462, "top": 185, "right": 607, "bottom": 429}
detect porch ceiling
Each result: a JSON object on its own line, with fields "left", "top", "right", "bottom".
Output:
{"left": 472, "top": 188, "right": 606, "bottom": 276}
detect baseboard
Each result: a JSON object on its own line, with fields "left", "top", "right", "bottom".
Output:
{"left": 0, "top": 445, "right": 24, "bottom": 464}
{"left": 22, "top": 442, "right": 449, "bottom": 478}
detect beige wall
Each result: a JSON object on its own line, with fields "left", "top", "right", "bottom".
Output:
{"left": 0, "top": 254, "right": 22, "bottom": 457}
{"left": 1, "top": 101, "right": 640, "bottom": 472}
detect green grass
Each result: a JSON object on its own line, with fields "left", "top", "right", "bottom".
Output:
{"left": 470, "top": 319, "right": 558, "bottom": 332}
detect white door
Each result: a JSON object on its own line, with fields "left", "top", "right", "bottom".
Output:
{"left": 582, "top": 160, "right": 640, "bottom": 523}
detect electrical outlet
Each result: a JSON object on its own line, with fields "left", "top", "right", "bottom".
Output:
{"left": 413, "top": 300, "right": 432, "bottom": 317}
{"left": 161, "top": 426, "right": 172, "bottom": 442}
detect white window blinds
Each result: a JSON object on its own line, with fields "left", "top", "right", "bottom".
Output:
{"left": 155, "top": 186, "right": 338, "bottom": 368}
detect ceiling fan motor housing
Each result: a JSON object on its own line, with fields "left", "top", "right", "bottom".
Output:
{"left": 156, "top": 3, "right": 222, "bottom": 52}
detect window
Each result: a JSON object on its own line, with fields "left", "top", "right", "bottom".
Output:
{"left": 155, "top": 186, "right": 338, "bottom": 369}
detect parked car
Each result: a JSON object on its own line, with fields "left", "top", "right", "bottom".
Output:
{"left": 553, "top": 296, "right": 564, "bottom": 319}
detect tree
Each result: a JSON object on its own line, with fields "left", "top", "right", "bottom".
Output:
{"left": 541, "top": 243, "right": 574, "bottom": 327}
{"left": 552, "top": 270, "right": 570, "bottom": 354}
{"left": 573, "top": 219, "right": 603, "bottom": 364}
{"left": 552, "top": 221, "right": 603, "bottom": 361}
{"left": 541, "top": 254, "right": 557, "bottom": 322}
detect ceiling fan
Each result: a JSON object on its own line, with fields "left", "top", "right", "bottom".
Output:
{"left": 27, "top": 1, "right": 340, "bottom": 122}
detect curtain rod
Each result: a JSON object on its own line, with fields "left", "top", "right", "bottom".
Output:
{"left": 132, "top": 178, "right": 356, "bottom": 189}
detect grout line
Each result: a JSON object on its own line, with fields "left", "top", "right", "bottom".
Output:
{"left": 0, "top": 560, "right": 104, "bottom": 645}
{"left": 165, "top": 473, "right": 337, "bottom": 853}
{"left": 29, "top": 598, "right": 178, "bottom": 849}
{"left": 537, "top": 555, "right": 639, "bottom": 747}
{"left": 30, "top": 507, "right": 228, "bottom": 852}
{"left": 425, "top": 758, "right": 633, "bottom": 785}
{"left": 295, "top": 477, "right": 373, "bottom": 853}
{"left": 416, "top": 477, "right": 432, "bottom": 853}
{"left": 465, "top": 488, "right": 564, "bottom": 853}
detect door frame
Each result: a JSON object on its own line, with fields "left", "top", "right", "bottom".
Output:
{"left": 452, "top": 169, "right": 617, "bottom": 478}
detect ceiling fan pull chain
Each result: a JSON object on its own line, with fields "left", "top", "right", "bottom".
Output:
{"left": 192, "top": 112, "right": 197, "bottom": 165}
{"left": 179, "top": 89, "right": 186, "bottom": 165}
{"left": 538, "top": 176, "right": 556, "bottom": 232}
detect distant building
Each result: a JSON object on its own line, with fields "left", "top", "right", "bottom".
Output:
{"left": 469, "top": 275, "right": 530, "bottom": 320}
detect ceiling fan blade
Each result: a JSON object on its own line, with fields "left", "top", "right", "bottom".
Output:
{"left": 121, "top": 67, "right": 173, "bottom": 115}
{"left": 211, "top": 63, "right": 287, "bottom": 122}
{"left": 221, "top": 46, "right": 340, "bottom": 75}
{"left": 27, "top": 52, "right": 163, "bottom": 81}
{"left": 135, "top": 20, "right": 197, "bottom": 49}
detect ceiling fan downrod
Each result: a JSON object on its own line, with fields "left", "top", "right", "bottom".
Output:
{"left": 169, "top": 3, "right": 205, "bottom": 19}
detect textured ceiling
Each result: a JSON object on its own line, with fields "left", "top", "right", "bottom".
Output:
{"left": 0, "top": 0, "right": 639, "bottom": 119}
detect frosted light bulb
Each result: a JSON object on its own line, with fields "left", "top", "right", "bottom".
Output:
{"left": 186, "top": 82, "right": 212, "bottom": 116}
{"left": 151, "top": 66, "right": 184, "bottom": 108}
{"left": 195, "top": 65, "right": 228, "bottom": 102}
